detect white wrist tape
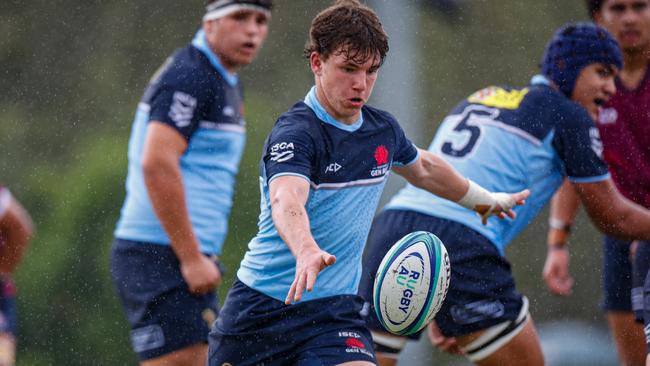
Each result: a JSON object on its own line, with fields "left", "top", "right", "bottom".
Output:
{"left": 457, "top": 180, "right": 515, "bottom": 218}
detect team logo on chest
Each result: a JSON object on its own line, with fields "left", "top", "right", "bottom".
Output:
{"left": 370, "top": 145, "right": 390, "bottom": 177}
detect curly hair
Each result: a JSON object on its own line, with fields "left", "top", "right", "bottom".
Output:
{"left": 585, "top": 0, "right": 605, "bottom": 19}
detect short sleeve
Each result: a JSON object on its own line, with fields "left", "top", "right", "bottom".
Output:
{"left": 553, "top": 108, "right": 609, "bottom": 182}
{"left": 390, "top": 119, "right": 419, "bottom": 167}
{"left": 263, "top": 118, "right": 317, "bottom": 184}
{"left": 147, "top": 67, "right": 213, "bottom": 140}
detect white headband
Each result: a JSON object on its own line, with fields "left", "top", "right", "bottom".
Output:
{"left": 203, "top": 4, "right": 271, "bottom": 22}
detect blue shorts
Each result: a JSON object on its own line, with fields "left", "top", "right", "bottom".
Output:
{"left": 208, "top": 279, "right": 376, "bottom": 366}
{"left": 359, "top": 209, "right": 524, "bottom": 338}
{"left": 110, "top": 238, "right": 220, "bottom": 361}
{"left": 601, "top": 236, "right": 634, "bottom": 312}
{"left": 633, "top": 242, "right": 650, "bottom": 322}
{"left": 0, "top": 279, "right": 16, "bottom": 337}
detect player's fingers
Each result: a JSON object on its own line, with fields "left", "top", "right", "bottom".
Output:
{"left": 306, "top": 268, "right": 318, "bottom": 292}
{"left": 514, "top": 189, "right": 530, "bottom": 201}
{"left": 294, "top": 271, "right": 307, "bottom": 302}
{"left": 285, "top": 277, "right": 298, "bottom": 305}
{"left": 322, "top": 253, "right": 336, "bottom": 267}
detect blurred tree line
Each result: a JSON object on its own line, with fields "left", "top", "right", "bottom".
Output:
{"left": 0, "top": 1, "right": 603, "bottom": 364}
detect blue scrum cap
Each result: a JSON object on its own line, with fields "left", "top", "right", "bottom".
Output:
{"left": 204, "top": 0, "right": 273, "bottom": 21}
{"left": 541, "top": 22, "right": 623, "bottom": 97}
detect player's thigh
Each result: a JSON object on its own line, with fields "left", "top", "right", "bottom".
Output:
{"left": 606, "top": 311, "right": 646, "bottom": 366}
{"left": 141, "top": 343, "right": 207, "bottom": 366}
{"left": 456, "top": 317, "right": 543, "bottom": 366}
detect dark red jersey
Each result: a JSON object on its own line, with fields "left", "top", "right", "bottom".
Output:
{"left": 597, "top": 67, "right": 650, "bottom": 208}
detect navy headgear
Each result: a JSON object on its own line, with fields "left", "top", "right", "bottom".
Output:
{"left": 541, "top": 22, "right": 623, "bottom": 97}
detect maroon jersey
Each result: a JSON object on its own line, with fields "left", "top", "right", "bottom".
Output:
{"left": 597, "top": 67, "right": 650, "bottom": 207}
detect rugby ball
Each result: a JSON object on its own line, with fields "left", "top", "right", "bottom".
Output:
{"left": 373, "top": 231, "right": 450, "bottom": 335}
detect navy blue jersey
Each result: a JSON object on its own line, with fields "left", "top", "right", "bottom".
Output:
{"left": 115, "top": 30, "right": 245, "bottom": 255}
{"left": 387, "top": 76, "right": 609, "bottom": 254}
{"left": 237, "top": 86, "right": 419, "bottom": 301}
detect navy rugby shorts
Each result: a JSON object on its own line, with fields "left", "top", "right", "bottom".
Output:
{"left": 208, "top": 279, "right": 376, "bottom": 366}
{"left": 359, "top": 209, "right": 524, "bottom": 338}
{"left": 110, "top": 238, "right": 220, "bottom": 361}
{"left": 634, "top": 242, "right": 650, "bottom": 322}
{"left": 601, "top": 236, "right": 634, "bottom": 312}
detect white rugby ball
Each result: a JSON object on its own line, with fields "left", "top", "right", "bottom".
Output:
{"left": 373, "top": 231, "right": 451, "bottom": 335}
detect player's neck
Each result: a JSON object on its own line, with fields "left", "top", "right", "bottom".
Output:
{"left": 621, "top": 49, "right": 650, "bottom": 89}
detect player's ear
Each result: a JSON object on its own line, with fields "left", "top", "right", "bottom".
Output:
{"left": 310, "top": 52, "right": 323, "bottom": 76}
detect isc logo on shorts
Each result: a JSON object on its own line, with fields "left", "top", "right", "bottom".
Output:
{"left": 130, "top": 324, "right": 165, "bottom": 352}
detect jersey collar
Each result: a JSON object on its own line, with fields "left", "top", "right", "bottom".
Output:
{"left": 530, "top": 74, "right": 551, "bottom": 86}
{"left": 304, "top": 86, "right": 363, "bottom": 132}
{"left": 191, "top": 29, "right": 238, "bottom": 87}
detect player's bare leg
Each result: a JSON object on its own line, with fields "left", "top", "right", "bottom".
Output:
{"left": 607, "top": 312, "right": 646, "bottom": 366}
{"left": 456, "top": 317, "right": 543, "bottom": 366}
{"left": 141, "top": 343, "right": 207, "bottom": 366}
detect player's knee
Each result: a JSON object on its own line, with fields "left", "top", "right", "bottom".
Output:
{"left": 370, "top": 330, "right": 407, "bottom": 364}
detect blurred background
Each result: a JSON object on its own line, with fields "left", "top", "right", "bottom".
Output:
{"left": 0, "top": 1, "right": 617, "bottom": 365}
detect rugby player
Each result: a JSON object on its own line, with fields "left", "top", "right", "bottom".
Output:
{"left": 357, "top": 22, "right": 650, "bottom": 366}
{"left": 109, "top": 1, "right": 271, "bottom": 365}
{"left": 206, "top": 1, "right": 527, "bottom": 365}
{"left": 0, "top": 186, "right": 33, "bottom": 366}
{"left": 543, "top": 1, "right": 650, "bottom": 365}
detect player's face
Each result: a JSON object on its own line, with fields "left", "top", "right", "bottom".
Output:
{"left": 572, "top": 63, "right": 618, "bottom": 120}
{"left": 204, "top": 10, "right": 270, "bottom": 72}
{"left": 310, "top": 48, "right": 380, "bottom": 124}
{"left": 596, "top": 0, "right": 650, "bottom": 53}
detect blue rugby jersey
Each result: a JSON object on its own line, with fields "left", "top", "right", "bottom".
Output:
{"left": 237, "top": 86, "right": 419, "bottom": 302}
{"left": 115, "top": 30, "right": 245, "bottom": 255}
{"left": 386, "top": 76, "right": 610, "bottom": 255}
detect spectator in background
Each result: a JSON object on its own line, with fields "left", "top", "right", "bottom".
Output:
{"left": 0, "top": 186, "right": 33, "bottom": 366}
{"left": 109, "top": 1, "right": 271, "bottom": 365}
{"left": 543, "top": 1, "right": 650, "bottom": 365}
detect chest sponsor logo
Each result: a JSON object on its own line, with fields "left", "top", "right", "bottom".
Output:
{"left": 325, "top": 162, "right": 342, "bottom": 173}
{"left": 597, "top": 107, "right": 618, "bottom": 125}
{"left": 589, "top": 127, "right": 604, "bottom": 158}
{"left": 270, "top": 141, "right": 295, "bottom": 162}
{"left": 371, "top": 145, "right": 390, "bottom": 177}
{"left": 169, "top": 91, "right": 197, "bottom": 128}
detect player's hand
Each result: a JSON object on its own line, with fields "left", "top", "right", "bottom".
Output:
{"left": 474, "top": 189, "right": 530, "bottom": 225}
{"left": 285, "top": 246, "right": 336, "bottom": 305}
{"left": 427, "top": 321, "right": 463, "bottom": 355}
{"left": 542, "top": 247, "right": 573, "bottom": 296}
{"left": 180, "top": 255, "right": 221, "bottom": 295}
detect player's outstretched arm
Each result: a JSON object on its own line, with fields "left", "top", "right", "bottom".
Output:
{"left": 142, "top": 122, "right": 221, "bottom": 294}
{"left": 0, "top": 191, "right": 33, "bottom": 274}
{"left": 269, "top": 176, "right": 336, "bottom": 305}
{"left": 393, "top": 149, "right": 529, "bottom": 224}
{"left": 576, "top": 178, "right": 650, "bottom": 241}
{"left": 543, "top": 180, "right": 578, "bottom": 296}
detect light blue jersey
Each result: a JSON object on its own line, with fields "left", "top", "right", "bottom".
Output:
{"left": 237, "top": 87, "right": 419, "bottom": 302}
{"left": 115, "top": 31, "right": 245, "bottom": 255}
{"left": 387, "top": 76, "right": 609, "bottom": 255}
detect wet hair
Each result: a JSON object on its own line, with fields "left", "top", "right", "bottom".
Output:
{"left": 585, "top": 0, "right": 605, "bottom": 19}
{"left": 304, "top": 0, "right": 389, "bottom": 67}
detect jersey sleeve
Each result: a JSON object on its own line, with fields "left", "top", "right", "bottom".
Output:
{"left": 147, "top": 66, "right": 213, "bottom": 141}
{"left": 553, "top": 108, "right": 610, "bottom": 182}
{"left": 0, "top": 187, "right": 11, "bottom": 220}
{"left": 263, "top": 118, "right": 316, "bottom": 184}
{"left": 390, "top": 118, "right": 419, "bottom": 167}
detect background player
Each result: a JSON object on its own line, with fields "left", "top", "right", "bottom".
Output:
{"left": 543, "top": 2, "right": 650, "bottom": 365}
{"left": 0, "top": 186, "right": 33, "bottom": 366}
{"left": 207, "top": 1, "right": 527, "bottom": 365}
{"left": 357, "top": 22, "right": 650, "bottom": 366}
{"left": 109, "top": 1, "right": 271, "bottom": 365}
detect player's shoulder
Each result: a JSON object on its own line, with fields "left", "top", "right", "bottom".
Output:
{"left": 272, "top": 102, "right": 322, "bottom": 138}
{"left": 362, "top": 104, "right": 399, "bottom": 126}
{"left": 155, "top": 46, "right": 216, "bottom": 86}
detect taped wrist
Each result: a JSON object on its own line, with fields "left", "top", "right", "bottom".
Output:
{"left": 457, "top": 180, "right": 495, "bottom": 211}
